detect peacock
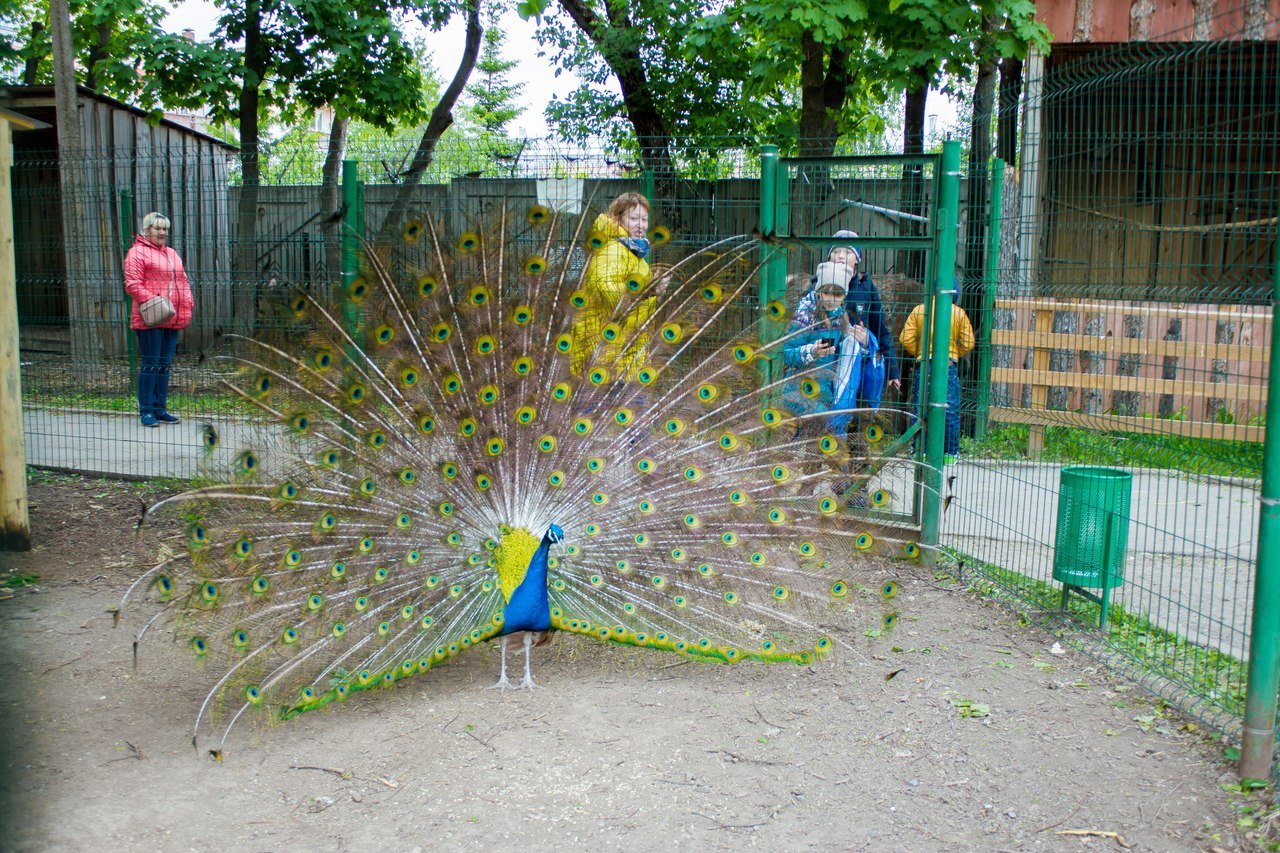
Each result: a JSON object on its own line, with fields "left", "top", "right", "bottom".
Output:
{"left": 121, "top": 199, "right": 922, "bottom": 755}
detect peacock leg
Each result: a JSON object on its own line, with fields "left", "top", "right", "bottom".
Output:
{"left": 518, "top": 631, "right": 539, "bottom": 690}
{"left": 487, "top": 636, "right": 513, "bottom": 691}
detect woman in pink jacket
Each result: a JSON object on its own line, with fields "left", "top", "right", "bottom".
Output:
{"left": 124, "top": 212, "right": 194, "bottom": 427}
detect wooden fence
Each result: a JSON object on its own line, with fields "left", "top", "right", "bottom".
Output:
{"left": 988, "top": 297, "right": 1270, "bottom": 446}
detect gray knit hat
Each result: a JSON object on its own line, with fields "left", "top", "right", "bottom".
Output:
{"left": 827, "top": 229, "right": 861, "bottom": 266}
{"left": 813, "top": 261, "right": 852, "bottom": 293}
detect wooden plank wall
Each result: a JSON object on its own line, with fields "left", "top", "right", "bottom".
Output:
{"left": 990, "top": 298, "right": 1271, "bottom": 443}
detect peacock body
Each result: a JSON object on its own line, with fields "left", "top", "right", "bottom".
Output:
{"left": 123, "top": 200, "right": 918, "bottom": 752}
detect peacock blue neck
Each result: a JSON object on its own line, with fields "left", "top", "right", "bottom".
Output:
{"left": 496, "top": 526, "right": 561, "bottom": 635}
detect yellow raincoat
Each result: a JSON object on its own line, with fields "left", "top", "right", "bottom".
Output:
{"left": 569, "top": 213, "right": 653, "bottom": 379}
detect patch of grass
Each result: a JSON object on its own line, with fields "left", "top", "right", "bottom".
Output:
{"left": 947, "top": 549, "right": 1250, "bottom": 717}
{"left": 27, "top": 467, "right": 83, "bottom": 485}
{"left": 964, "top": 423, "right": 1263, "bottom": 479}
{"left": 23, "top": 390, "right": 243, "bottom": 416}
{"left": 4, "top": 573, "right": 39, "bottom": 588}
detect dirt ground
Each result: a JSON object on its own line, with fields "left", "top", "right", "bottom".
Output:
{"left": 0, "top": 473, "right": 1264, "bottom": 851}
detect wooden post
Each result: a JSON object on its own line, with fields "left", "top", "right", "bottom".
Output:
{"left": 1, "top": 119, "right": 30, "bottom": 549}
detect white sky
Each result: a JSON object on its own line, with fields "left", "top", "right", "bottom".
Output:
{"left": 161, "top": 1, "right": 959, "bottom": 141}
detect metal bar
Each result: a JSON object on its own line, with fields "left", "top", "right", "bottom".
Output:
{"left": 341, "top": 161, "right": 360, "bottom": 342}
{"left": 781, "top": 153, "right": 941, "bottom": 167}
{"left": 120, "top": 189, "right": 137, "bottom": 396}
{"left": 973, "top": 158, "right": 1005, "bottom": 442}
{"left": 841, "top": 198, "right": 930, "bottom": 225}
{"left": 919, "top": 139, "right": 961, "bottom": 566}
{"left": 757, "top": 146, "right": 786, "bottom": 389}
{"left": 1240, "top": 235, "right": 1280, "bottom": 782}
{"left": 641, "top": 169, "right": 654, "bottom": 204}
{"left": 776, "top": 236, "right": 938, "bottom": 250}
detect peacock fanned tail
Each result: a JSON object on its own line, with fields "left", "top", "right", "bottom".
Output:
{"left": 123, "top": 201, "right": 920, "bottom": 751}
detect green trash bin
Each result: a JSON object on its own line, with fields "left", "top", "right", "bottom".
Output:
{"left": 1052, "top": 466, "right": 1132, "bottom": 626}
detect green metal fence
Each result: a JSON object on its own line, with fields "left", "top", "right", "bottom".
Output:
{"left": 944, "top": 22, "right": 1279, "bottom": 752}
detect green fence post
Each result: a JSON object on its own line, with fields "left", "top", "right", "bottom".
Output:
{"left": 340, "top": 160, "right": 360, "bottom": 341}
{"left": 919, "top": 140, "right": 961, "bottom": 566}
{"left": 757, "top": 145, "right": 786, "bottom": 387}
{"left": 1240, "top": 239, "right": 1280, "bottom": 782}
{"left": 120, "top": 189, "right": 137, "bottom": 394}
{"left": 973, "top": 157, "right": 1004, "bottom": 443}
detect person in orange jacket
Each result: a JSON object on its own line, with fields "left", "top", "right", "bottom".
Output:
{"left": 900, "top": 280, "right": 974, "bottom": 463}
{"left": 124, "top": 212, "right": 195, "bottom": 428}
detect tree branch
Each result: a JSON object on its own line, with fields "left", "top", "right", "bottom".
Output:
{"left": 381, "top": 0, "right": 483, "bottom": 235}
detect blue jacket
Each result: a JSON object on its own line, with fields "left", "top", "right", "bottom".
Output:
{"left": 782, "top": 292, "right": 851, "bottom": 411}
{"left": 843, "top": 272, "right": 899, "bottom": 382}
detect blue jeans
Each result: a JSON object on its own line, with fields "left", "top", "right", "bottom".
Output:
{"left": 911, "top": 360, "right": 962, "bottom": 456}
{"left": 136, "top": 328, "right": 179, "bottom": 416}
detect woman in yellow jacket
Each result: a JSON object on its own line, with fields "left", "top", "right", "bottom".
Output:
{"left": 900, "top": 282, "right": 975, "bottom": 462}
{"left": 570, "top": 192, "right": 656, "bottom": 380}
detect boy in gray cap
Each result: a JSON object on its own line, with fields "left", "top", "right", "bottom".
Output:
{"left": 824, "top": 230, "right": 900, "bottom": 400}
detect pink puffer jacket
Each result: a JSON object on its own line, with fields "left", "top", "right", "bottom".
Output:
{"left": 124, "top": 234, "right": 194, "bottom": 331}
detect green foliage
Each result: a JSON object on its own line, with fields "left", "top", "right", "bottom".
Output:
{"left": 463, "top": 24, "right": 525, "bottom": 135}
{"left": 532, "top": 0, "right": 1047, "bottom": 156}
{"left": 0, "top": 0, "right": 166, "bottom": 97}
{"left": 138, "top": 0, "right": 430, "bottom": 140}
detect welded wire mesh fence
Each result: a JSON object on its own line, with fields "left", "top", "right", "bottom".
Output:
{"left": 942, "top": 16, "right": 1278, "bottom": 737}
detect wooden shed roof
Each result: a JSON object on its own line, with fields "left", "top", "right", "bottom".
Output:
{"left": 0, "top": 85, "right": 238, "bottom": 152}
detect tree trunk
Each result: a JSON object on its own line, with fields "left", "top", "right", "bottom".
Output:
{"left": 990, "top": 169, "right": 1020, "bottom": 409}
{"left": 1113, "top": 314, "right": 1144, "bottom": 415}
{"left": 1209, "top": 319, "right": 1236, "bottom": 423}
{"left": 1048, "top": 310, "right": 1078, "bottom": 410}
{"left": 792, "top": 34, "right": 854, "bottom": 227}
{"left": 51, "top": 0, "right": 92, "bottom": 369}
{"left": 961, "top": 24, "right": 998, "bottom": 437}
{"left": 797, "top": 32, "right": 845, "bottom": 156}
{"left": 1159, "top": 318, "right": 1182, "bottom": 419}
{"left": 997, "top": 54, "right": 1022, "bottom": 167}
{"left": 22, "top": 22, "right": 44, "bottom": 85}
{"left": 320, "top": 116, "right": 349, "bottom": 289}
{"left": 1080, "top": 313, "right": 1106, "bottom": 415}
{"left": 233, "top": 0, "right": 264, "bottom": 336}
{"left": 556, "top": 0, "right": 677, "bottom": 221}
{"left": 381, "top": 1, "right": 483, "bottom": 237}
{"left": 898, "top": 80, "right": 928, "bottom": 282}
{"left": 84, "top": 20, "right": 111, "bottom": 90}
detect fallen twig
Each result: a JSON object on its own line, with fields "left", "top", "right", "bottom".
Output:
{"left": 289, "top": 764, "right": 351, "bottom": 780}
{"left": 1055, "top": 829, "right": 1133, "bottom": 848}
{"left": 691, "top": 811, "right": 768, "bottom": 830}
{"left": 104, "top": 741, "right": 144, "bottom": 765}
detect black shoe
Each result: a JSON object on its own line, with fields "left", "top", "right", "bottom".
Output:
{"left": 140, "top": 414, "right": 159, "bottom": 428}
{"left": 156, "top": 412, "right": 181, "bottom": 424}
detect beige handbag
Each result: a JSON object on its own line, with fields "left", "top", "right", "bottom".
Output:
{"left": 140, "top": 295, "right": 175, "bottom": 327}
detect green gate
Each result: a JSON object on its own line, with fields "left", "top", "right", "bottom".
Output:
{"left": 756, "top": 140, "right": 964, "bottom": 562}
